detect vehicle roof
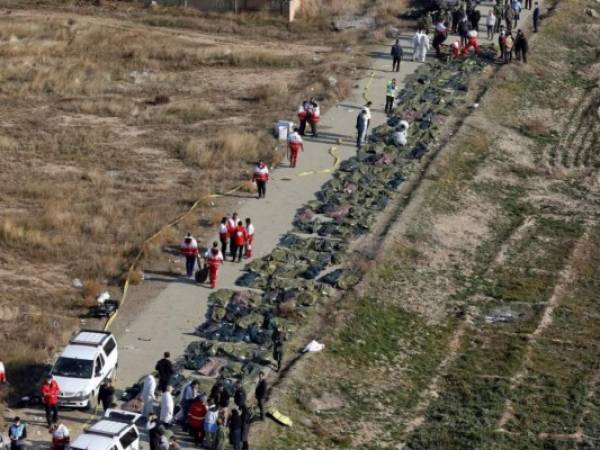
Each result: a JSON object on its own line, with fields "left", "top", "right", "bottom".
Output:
{"left": 87, "top": 419, "right": 129, "bottom": 437}
{"left": 61, "top": 344, "right": 99, "bottom": 361}
{"left": 71, "top": 432, "right": 115, "bottom": 450}
{"left": 71, "top": 331, "right": 111, "bottom": 346}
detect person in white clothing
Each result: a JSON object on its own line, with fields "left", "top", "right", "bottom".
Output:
{"left": 142, "top": 374, "right": 157, "bottom": 419}
{"left": 418, "top": 32, "right": 430, "bottom": 62}
{"left": 160, "top": 386, "right": 174, "bottom": 427}
{"left": 0, "top": 359, "right": 6, "bottom": 383}
{"left": 412, "top": 29, "right": 422, "bottom": 61}
{"left": 245, "top": 218, "right": 255, "bottom": 258}
{"left": 49, "top": 420, "right": 70, "bottom": 450}
{"left": 393, "top": 120, "right": 410, "bottom": 146}
{"left": 486, "top": 10, "right": 497, "bottom": 39}
{"left": 286, "top": 130, "right": 304, "bottom": 168}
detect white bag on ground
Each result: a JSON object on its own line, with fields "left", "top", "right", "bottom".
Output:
{"left": 303, "top": 340, "right": 325, "bottom": 353}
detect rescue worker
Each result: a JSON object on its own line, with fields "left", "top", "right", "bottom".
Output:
{"left": 205, "top": 242, "right": 224, "bottom": 289}
{"left": 49, "top": 420, "right": 69, "bottom": 450}
{"left": 514, "top": 29, "right": 528, "bottom": 63}
{"left": 160, "top": 385, "right": 174, "bottom": 428}
{"left": 218, "top": 217, "right": 228, "bottom": 256}
{"left": 411, "top": 29, "right": 422, "bottom": 61}
{"left": 463, "top": 29, "right": 481, "bottom": 56}
{"left": 305, "top": 98, "right": 320, "bottom": 137}
{"left": 0, "top": 359, "right": 6, "bottom": 384}
{"left": 231, "top": 222, "right": 246, "bottom": 263}
{"left": 432, "top": 21, "right": 448, "bottom": 58}
{"left": 244, "top": 218, "right": 255, "bottom": 258}
{"left": 486, "top": 9, "right": 497, "bottom": 39}
{"left": 41, "top": 375, "right": 60, "bottom": 428}
{"left": 297, "top": 99, "right": 309, "bottom": 136}
{"left": 155, "top": 352, "right": 174, "bottom": 393}
{"left": 418, "top": 30, "right": 430, "bottom": 62}
{"left": 451, "top": 40, "right": 462, "bottom": 59}
{"left": 8, "top": 417, "right": 27, "bottom": 450}
{"left": 390, "top": 39, "right": 403, "bottom": 72}
{"left": 180, "top": 233, "right": 199, "bottom": 279}
{"left": 286, "top": 129, "right": 303, "bottom": 168}
{"left": 179, "top": 380, "right": 198, "bottom": 430}
{"left": 252, "top": 160, "right": 269, "bottom": 199}
{"left": 142, "top": 373, "right": 157, "bottom": 418}
{"left": 98, "top": 379, "right": 115, "bottom": 412}
{"left": 384, "top": 78, "right": 397, "bottom": 114}
{"left": 272, "top": 327, "right": 284, "bottom": 372}
{"left": 186, "top": 395, "right": 207, "bottom": 445}
{"left": 226, "top": 213, "right": 238, "bottom": 258}
{"left": 533, "top": 2, "right": 540, "bottom": 32}
{"left": 356, "top": 109, "right": 368, "bottom": 150}
{"left": 255, "top": 372, "right": 267, "bottom": 421}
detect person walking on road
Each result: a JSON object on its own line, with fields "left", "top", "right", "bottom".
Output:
{"left": 356, "top": 109, "right": 368, "bottom": 150}
{"left": 98, "top": 379, "right": 115, "bottom": 412}
{"left": 160, "top": 386, "right": 174, "bottom": 428}
{"left": 218, "top": 217, "right": 228, "bottom": 257}
{"left": 205, "top": 242, "right": 224, "bottom": 289}
{"left": 533, "top": 2, "right": 540, "bottom": 32}
{"left": 142, "top": 374, "right": 157, "bottom": 419}
{"left": 244, "top": 218, "right": 255, "bottom": 258}
{"left": 155, "top": 352, "right": 174, "bottom": 393}
{"left": 181, "top": 233, "right": 199, "bottom": 279}
{"left": 286, "top": 129, "right": 303, "bottom": 168}
{"left": 384, "top": 78, "right": 397, "bottom": 115}
{"left": 412, "top": 29, "right": 422, "bottom": 61}
{"left": 252, "top": 160, "right": 269, "bottom": 199}
{"left": 8, "top": 417, "right": 27, "bottom": 450}
{"left": 255, "top": 372, "right": 267, "bottom": 421}
{"left": 390, "top": 39, "right": 403, "bottom": 72}
{"left": 514, "top": 29, "right": 528, "bottom": 63}
{"left": 417, "top": 31, "right": 430, "bottom": 62}
{"left": 41, "top": 375, "right": 60, "bottom": 428}
{"left": 486, "top": 9, "right": 497, "bottom": 40}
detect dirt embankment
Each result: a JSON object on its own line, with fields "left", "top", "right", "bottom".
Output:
{"left": 251, "top": 0, "right": 600, "bottom": 447}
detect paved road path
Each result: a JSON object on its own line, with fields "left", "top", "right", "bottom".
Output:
{"left": 114, "top": 0, "right": 535, "bottom": 389}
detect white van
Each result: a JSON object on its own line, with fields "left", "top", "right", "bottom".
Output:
{"left": 69, "top": 409, "right": 141, "bottom": 450}
{"left": 51, "top": 330, "right": 118, "bottom": 409}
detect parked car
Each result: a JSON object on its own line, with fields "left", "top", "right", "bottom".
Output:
{"left": 51, "top": 330, "right": 118, "bottom": 409}
{"left": 69, "top": 409, "right": 142, "bottom": 450}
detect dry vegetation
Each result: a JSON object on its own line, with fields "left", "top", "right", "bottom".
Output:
{"left": 0, "top": 0, "right": 376, "bottom": 411}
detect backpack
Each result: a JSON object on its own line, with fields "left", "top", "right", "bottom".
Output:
{"left": 195, "top": 260, "right": 209, "bottom": 283}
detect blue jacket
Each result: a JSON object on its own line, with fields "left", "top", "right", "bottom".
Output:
{"left": 9, "top": 423, "right": 27, "bottom": 441}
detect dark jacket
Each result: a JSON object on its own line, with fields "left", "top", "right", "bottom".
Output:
{"left": 390, "top": 44, "right": 403, "bottom": 59}
{"left": 241, "top": 406, "right": 252, "bottom": 441}
{"left": 458, "top": 19, "right": 470, "bottom": 37}
{"left": 98, "top": 383, "right": 115, "bottom": 406}
{"left": 515, "top": 34, "right": 528, "bottom": 51}
{"left": 234, "top": 386, "right": 246, "bottom": 408}
{"left": 155, "top": 358, "right": 174, "bottom": 382}
{"left": 255, "top": 379, "right": 267, "bottom": 400}
{"left": 533, "top": 6, "right": 540, "bottom": 21}
{"left": 356, "top": 113, "right": 368, "bottom": 132}
{"left": 228, "top": 412, "right": 242, "bottom": 445}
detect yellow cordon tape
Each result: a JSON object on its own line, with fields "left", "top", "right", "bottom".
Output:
{"left": 297, "top": 144, "right": 342, "bottom": 177}
{"left": 362, "top": 72, "right": 375, "bottom": 103}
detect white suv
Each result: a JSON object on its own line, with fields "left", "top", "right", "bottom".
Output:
{"left": 51, "top": 330, "right": 118, "bottom": 409}
{"left": 70, "top": 409, "right": 141, "bottom": 450}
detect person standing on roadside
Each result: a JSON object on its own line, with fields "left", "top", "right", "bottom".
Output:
{"left": 179, "top": 380, "right": 198, "bottom": 430}
{"left": 8, "top": 417, "right": 27, "bottom": 450}
{"left": 458, "top": 16, "right": 470, "bottom": 47}
{"left": 181, "top": 233, "right": 199, "bottom": 279}
{"left": 272, "top": 326, "right": 284, "bottom": 372}
{"left": 305, "top": 97, "right": 320, "bottom": 137}
{"left": 533, "top": 2, "right": 540, "bottom": 32}
{"left": 297, "top": 99, "right": 309, "bottom": 136}
{"left": 41, "top": 375, "right": 60, "bottom": 428}
{"left": 418, "top": 30, "right": 430, "bottom": 62}
{"left": 412, "top": 29, "right": 422, "bottom": 61}
{"left": 0, "top": 359, "right": 6, "bottom": 384}
{"left": 486, "top": 9, "right": 496, "bottom": 40}
{"left": 433, "top": 21, "right": 448, "bottom": 58}
{"left": 240, "top": 405, "right": 252, "bottom": 450}
{"left": 205, "top": 242, "right": 224, "bottom": 289}
{"left": 286, "top": 129, "right": 304, "bottom": 168}
{"left": 160, "top": 386, "right": 174, "bottom": 428}
{"left": 254, "top": 372, "right": 267, "bottom": 421}
{"left": 356, "top": 109, "right": 368, "bottom": 150}
{"left": 231, "top": 221, "right": 246, "bottom": 263}
{"left": 142, "top": 373, "right": 157, "bottom": 419}
{"left": 244, "top": 218, "right": 255, "bottom": 258}
{"left": 226, "top": 213, "right": 238, "bottom": 259}
{"left": 504, "top": 31, "right": 514, "bottom": 63}
{"left": 511, "top": 0, "right": 522, "bottom": 28}
{"left": 514, "top": 29, "right": 528, "bottom": 62}
{"left": 218, "top": 217, "right": 228, "bottom": 257}
{"left": 390, "top": 39, "right": 403, "bottom": 72}
{"left": 155, "top": 352, "right": 174, "bottom": 393}
{"left": 505, "top": 4, "right": 514, "bottom": 33}
{"left": 252, "top": 161, "right": 269, "bottom": 199}
{"left": 384, "top": 78, "right": 397, "bottom": 114}
{"left": 228, "top": 409, "right": 242, "bottom": 450}
{"left": 98, "top": 379, "right": 115, "bottom": 412}
{"left": 494, "top": 0, "right": 504, "bottom": 33}
{"left": 524, "top": 0, "right": 532, "bottom": 10}
{"left": 215, "top": 418, "right": 227, "bottom": 450}
{"left": 49, "top": 420, "right": 70, "bottom": 450}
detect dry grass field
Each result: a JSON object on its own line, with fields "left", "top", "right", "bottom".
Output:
{"left": 0, "top": 0, "right": 398, "bottom": 410}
